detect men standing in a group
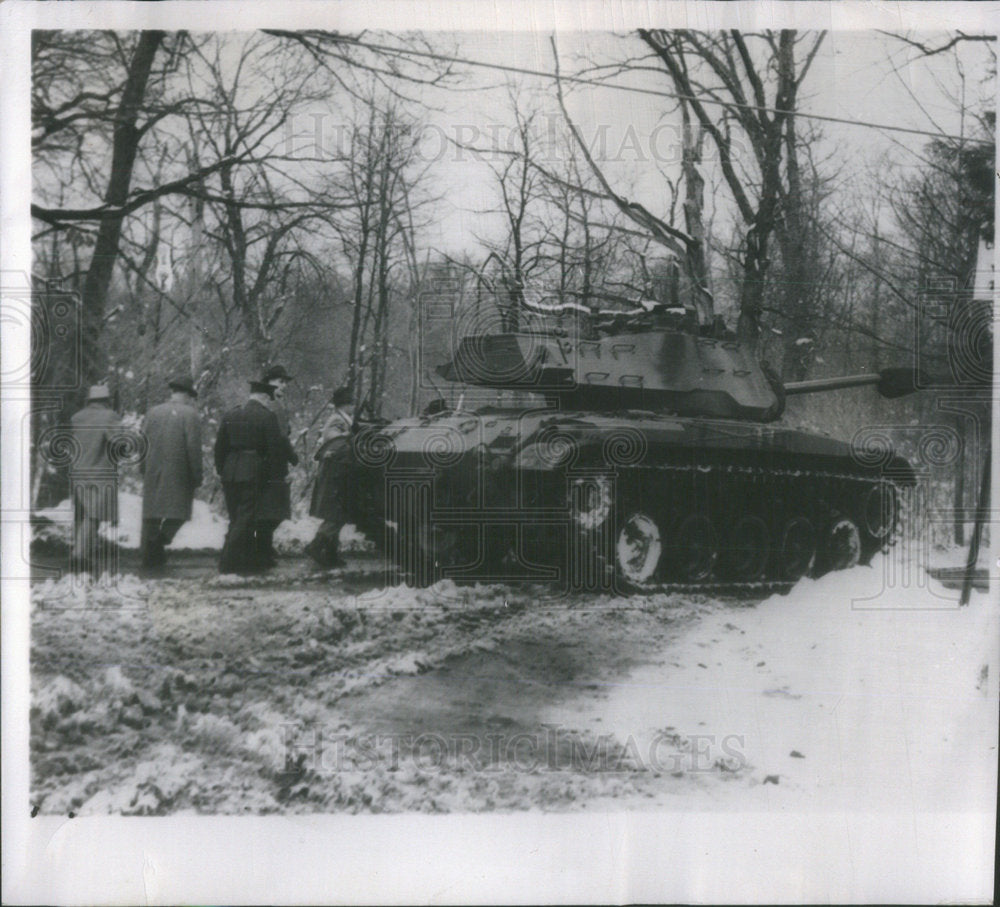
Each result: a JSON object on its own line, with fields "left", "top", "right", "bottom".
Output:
{"left": 214, "top": 379, "right": 285, "bottom": 575}
{"left": 256, "top": 364, "right": 298, "bottom": 567}
{"left": 69, "top": 384, "right": 121, "bottom": 574}
{"left": 139, "top": 376, "right": 203, "bottom": 571}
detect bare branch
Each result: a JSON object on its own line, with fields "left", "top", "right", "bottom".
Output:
{"left": 551, "top": 36, "right": 694, "bottom": 259}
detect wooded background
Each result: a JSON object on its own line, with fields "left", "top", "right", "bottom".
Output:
{"left": 30, "top": 29, "right": 995, "bottom": 541}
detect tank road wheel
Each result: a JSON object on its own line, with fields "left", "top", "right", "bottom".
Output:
{"left": 566, "top": 475, "right": 617, "bottom": 592}
{"left": 392, "top": 518, "right": 456, "bottom": 588}
{"left": 820, "top": 514, "right": 862, "bottom": 574}
{"left": 668, "top": 513, "right": 720, "bottom": 583}
{"left": 776, "top": 516, "right": 817, "bottom": 583}
{"left": 722, "top": 514, "right": 771, "bottom": 582}
{"left": 569, "top": 475, "right": 614, "bottom": 532}
{"left": 392, "top": 519, "right": 432, "bottom": 588}
{"left": 615, "top": 512, "right": 663, "bottom": 587}
{"left": 414, "top": 522, "right": 471, "bottom": 583}
{"left": 862, "top": 482, "right": 899, "bottom": 559}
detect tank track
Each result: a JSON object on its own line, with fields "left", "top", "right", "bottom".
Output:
{"left": 569, "top": 461, "right": 910, "bottom": 592}
{"left": 372, "top": 460, "right": 914, "bottom": 595}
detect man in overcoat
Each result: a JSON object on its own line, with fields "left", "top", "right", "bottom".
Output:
{"left": 69, "top": 384, "right": 121, "bottom": 573}
{"left": 256, "top": 364, "right": 299, "bottom": 566}
{"left": 140, "top": 376, "right": 203, "bottom": 570}
{"left": 214, "top": 380, "right": 285, "bottom": 575}
{"left": 304, "top": 386, "right": 355, "bottom": 569}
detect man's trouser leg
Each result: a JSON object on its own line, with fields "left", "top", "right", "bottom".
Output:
{"left": 143, "top": 518, "right": 185, "bottom": 567}
{"left": 305, "top": 505, "right": 345, "bottom": 568}
{"left": 158, "top": 518, "right": 184, "bottom": 560}
{"left": 141, "top": 519, "right": 163, "bottom": 567}
{"left": 255, "top": 521, "right": 278, "bottom": 568}
{"left": 220, "top": 483, "right": 256, "bottom": 574}
{"left": 73, "top": 513, "right": 99, "bottom": 573}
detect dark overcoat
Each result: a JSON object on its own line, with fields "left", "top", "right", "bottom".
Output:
{"left": 69, "top": 402, "right": 122, "bottom": 522}
{"left": 141, "top": 398, "right": 203, "bottom": 521}
{"left": 256, "top": 399, "right": 298, "bottom": 522}
{"left": 214, "top": 398, "right": 288, "bottom": 520}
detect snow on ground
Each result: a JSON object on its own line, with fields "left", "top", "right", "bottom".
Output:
{"left": 34, "top": 492, "right": 370, "bottom": 552}
{"left": 551, "top": 550, "right": 998, "bottom": 812}
{"left": 930, "top": 540, "right": 995, "bottom": 570}
{"left": 27, "top": 512, "right": 997, "bottom": 820}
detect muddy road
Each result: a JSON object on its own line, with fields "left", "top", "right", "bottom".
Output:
{"left": 30, "top": 553, "right": 765, "bottom": 814}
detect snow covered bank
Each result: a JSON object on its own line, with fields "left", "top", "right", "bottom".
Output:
{"left": 569, "top": 552, "right": 997, "bottom": 813}
{"left": 34, "top": 492, "right": 371, "bottom": 552}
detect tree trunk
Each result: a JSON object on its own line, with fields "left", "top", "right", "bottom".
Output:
{"left": 80, "top": 30, "right": 164, "bottom": 385}
{"left": 680, "top": 106, "right": 713, "bottom": 323}
{"left": 736, "top": 221, "right": 770, "bottom": 342}
{"left": 869, "top": 224, "right": 882, "bottom": 372}
{"left": 187, "top": 181, "right": 206, "bottom": 382}
{"left": 737, "top": 31, "right": 797, "bottom": 346}
{"left": 954, "top": 410, "right": 966, "bottom": 546}
{"left": 346, "top": 223, "right": 371, "bottom": 397}
{"left": 219, "top": 164, "right": 268, "bottom": 369}
{"left": 776, "top": 59, "right": 813, "bottom": 381}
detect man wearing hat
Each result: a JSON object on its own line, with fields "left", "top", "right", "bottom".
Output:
{"left": 139, "top": 376, "right": 203, "bottom": 570}
{"left": 69, "top": 384, "right": 122, "bottom": 573}
{"left": 262, "top": 364, "right": 293, "bottom": 433}
{"left": 256, "top": 364, "right": 299, "bottom": 567}
{"left": 214, "top": 378, "right": 286, "bottom": 575}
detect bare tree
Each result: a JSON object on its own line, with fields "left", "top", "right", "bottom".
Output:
{"left": 550, "top": 39, "right": 716, "bottom": 328}
{"left": 176, "top": 35, "right": 353, "bottom": 370}
{"left": 32, "top": 29, "right": 454, "bottom": 385}
{"left": 636, "top": 29, "right": 826, "bottom": 343}
{"left": 326, "top": 89, "right": 433, "bottom": 414}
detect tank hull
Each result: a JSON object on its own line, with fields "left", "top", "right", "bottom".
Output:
{"left": 349, "top": 409, "right": 915, "bottom": 591}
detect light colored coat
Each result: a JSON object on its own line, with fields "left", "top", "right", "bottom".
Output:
{"left": 141, "top": 397, "right": 203, "bottom": 520}
{"left": 70, "top": 402, "right": 122, "bottom": 521}
{"left": 310, "top": 406, "right": 355, "bottom": 521}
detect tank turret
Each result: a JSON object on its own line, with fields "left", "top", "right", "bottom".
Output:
{"left": 437, "top": 324, "right": 919, "bottom": 420}
{"left": 437, "top": 328, "right": 783, "bottom": 420}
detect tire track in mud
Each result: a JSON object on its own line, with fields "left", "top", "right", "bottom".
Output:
{"left": 30, "top": 562, "right": 761, "bottom": 814}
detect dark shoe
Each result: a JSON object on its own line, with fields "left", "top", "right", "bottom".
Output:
{"left": 304, "top": 538, "right": 329, "bottom": 566}
{"left": 321, "top": 551, "right": 347, "bottom": 570}
{"left": 143, "top": 542, "right": 168, "bottom": 569}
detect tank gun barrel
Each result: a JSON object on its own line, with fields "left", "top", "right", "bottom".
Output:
{"left": 784, "top": 367, "right": 920, "bottom": 399}
{"left": 783, "top": 374, "right": 881, "bottom": 395}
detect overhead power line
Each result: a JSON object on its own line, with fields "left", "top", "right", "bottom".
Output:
{"left": 356, "top": 38, "right": 994, "bottom": 146}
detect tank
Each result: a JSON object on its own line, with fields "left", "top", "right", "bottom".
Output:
{"left": 347, "top": 307, "right": 917, "bottom": 591}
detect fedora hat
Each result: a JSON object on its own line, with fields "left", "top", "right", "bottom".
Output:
{"left": 87, "top": 384, "right": 111, "bottom": 402}
{"left": 330, "top": 386, "right": 353, "bottom": 406}
{"left": 168, "top": 376, "right": 197, "bottom": 398}
{"left": 263, "top": 364, "right": 293, "bottom": 382}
